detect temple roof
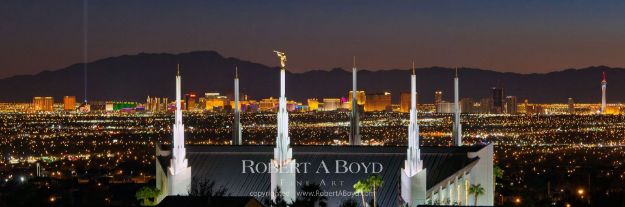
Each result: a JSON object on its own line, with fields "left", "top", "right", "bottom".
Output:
{"left": 157, "top": 145, "right": 484, "bottom": 206}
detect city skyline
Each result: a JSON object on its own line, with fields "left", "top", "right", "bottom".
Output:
{"left": 4, "top": 1, "right": 625, "bottom": 206}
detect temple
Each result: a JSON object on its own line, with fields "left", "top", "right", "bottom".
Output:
{"left": 154, "top": 56, "right": 495, "bottom": 206}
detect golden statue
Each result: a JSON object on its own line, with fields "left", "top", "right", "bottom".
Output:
{"left": 273, "top": 50, "right": 287, "bottom": 69}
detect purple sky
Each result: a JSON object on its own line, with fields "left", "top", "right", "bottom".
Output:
{"left": 1, "top": 0, "right": 625, "bottom": 78}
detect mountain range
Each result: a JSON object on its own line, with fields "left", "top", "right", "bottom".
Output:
{"left": 0, "top": 51, "right": 622, "bottom": 104}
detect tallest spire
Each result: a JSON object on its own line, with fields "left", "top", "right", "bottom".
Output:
{"left": 270, "top": 50, "right": 296, "bottom": 203}
{"left": 350, "top": 56, "right": 361, "bottom": 145}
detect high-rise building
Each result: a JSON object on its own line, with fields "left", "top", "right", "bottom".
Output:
{"left": 204, "top": 93, "right": 228, "bottom": 111}
{"left": 461, "top": 98, "right": 479, "bottom": 114}
{"left": 307, "top": 99, "right": 319, "bottom": 111}
{"left": 33, "top": 97, "right": 54, "bottom": 112}
{"left": 434, "top": 91, "right": 442, "bottom": 113}
{"left": 184, "top": 92, "right": 197, "bottom": 111}
{"left": 259, "top": 97, "right": 279, "bottom": 112}
{"left": 436, "top": 101, "right": 454, "bottom": 113}
{"left": 505, "top": 96, "right": 518, "bottom": 114}
{"left": 601, "top": 72, "right": 607, "bottom": 114}
{"left": 146, "top": 96, "right": 169, "bottom": 112}
{"left": 348, "top": 91, "right": 366, "bottom": 106}
{"left": 365, "top": 92, "right": 392, "bottom": 112}
{"left": 480, "top": 98, "right": 493, "bottom": 114}
{"left": 322, "top": 98, "right": 341, "bottom": 111}
{"left": 568, "top": 98, "right": 575, "bottom": 114}
{"left": 491, "top": 87, "right": 504, "bottom": 114}
{"left": 63, "top": 96, "right": 76, "bottom": 111}
{"left": 400, "top": 92, "right": 418, "bottom": 113}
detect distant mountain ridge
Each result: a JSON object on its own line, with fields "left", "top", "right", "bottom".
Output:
{"left": 0, "top": 51, "right": 622, "bottom": 104}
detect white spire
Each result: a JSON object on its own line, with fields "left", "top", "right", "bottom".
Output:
{"left": 233, "top": 67, "right": 242, "bottom": 145}
{"left": 401, "top": 62, "right": 427, "bottom": 206}
{"left": 405, "top": 62, "right": 423, "bottom": 176}
{"left": 170, "top": 64, "right": 188, "bottom": 175}
{"left": 350, "top": 56, "right": 361, "bottom": 145}
{"left": 270, "top": 51, "right": 296, "bottom": 203}
{"left": 453, "top": 68, "right": 463, "bottom": 146}
{"left": 273, "top": 50, "right": 293, "bottom": 166}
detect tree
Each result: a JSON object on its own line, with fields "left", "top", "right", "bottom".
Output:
{"left": 264, "top": 187, "right": 289, "bottom": 207}
{"left": 188, "top": 178, "right": 228, "bottom": 197}
{"left": 366, "top": 175, "right": 383, "bottom": 207}
{"left": 353, "top": 180, "right": 371, "bottom": 207}
{"left": 468, "top": 184, "right": 485, "bottom": 206}
{"left": 339, "top": 199, "right": 358, "bottom": 207}
{"left": 493, "top": 165, "right": 503, "bottom": 189}
{"left": 292, "top": 183, "right": 327, "bottom": 207}
{"left": 135, "top": 186, "right": 160, "bottom": 206}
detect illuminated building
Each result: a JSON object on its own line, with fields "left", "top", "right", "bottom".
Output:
{"left": 307, "top": 98, "right": 319, "bottom": 111}
{"left": 348, "top": 91, "right": 366, "bottom": 106}
{"left": 184, "top": 92, "right": 197, "bottom": 111}
{"left": 322, "top": 98, "right": 341, "bottom": 111}
{"left": 204, "top": 93, "right": 228, "bottom": 111}
{"left": 505, "top": 96, "right": 518, "bottom": 114}
{"left": 365, "top": 92, "right": 392, "bottom": 112}
{"left": 461, "top": 98, "right": 479, "bottom": 114}
{"left": 233, "top": 67, "right": 242, "bottom": 145}
{"left": 146, "top": 96, "right": 169, "bottom": 112}
{"left": 568, "top": 98, "right": 575, "bottom": 114}
{"left": 349, "top": 58, "right": 361, "bottom": 145}
{"left": 401, "top": 66, "right": 427, "bottom": 205}
{"left": 63, "top": 96, "right": 76, "bottom": 111}
{"left": 480, "top": 98, "right": 493, "bottom": 114}
{"left": 286, "top": 100, "right": 298, "bottom": 112}
{"left": 401, "top": 92, "right": 418, "bottom": 113}
{"left": 112, "top": 102, "right": 138, "bottom": 111}
{"left": 259, "top": 97, "right": 278, "bottom": 112}
{"left": 434, "top": 91, "right": 442, "bottom": 112}
{"left": 491, "top": 87, "right": 504, "bottom": 114}
{"left": 601, "top": 72, "right": 607, "bottom": 114}
{"left": 33, "top": 97, "right": 54, "bottom": 112}
{"left": 452, "top": 69, "right": 462, "bottom": 146}
{"left": 436, "top": 101, "right": 454, "bottom": 113}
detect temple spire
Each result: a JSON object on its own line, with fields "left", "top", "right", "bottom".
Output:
{"left": 167, "top": 64, "right": 191, "bottom": 196}
{"left": 350, "top": 56, "right": 361, "bottom": 145}
{"left": 405, "top": 61, "right": 422, "bottom": 175}
{"left": 233, "top": 66, "right": 242, "bottom": 145}
{"left": 401, "top": 61, "right": 427, "bottom": 206}
{"left": 453, "top": 68, "right": 462, "bottom": 146}
{"left": 270, "top": 50, "right": 296, "bottom": 203}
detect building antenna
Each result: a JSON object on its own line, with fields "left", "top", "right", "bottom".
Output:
{"left": 82, "top": 0, "right": 89, "bottom": 103}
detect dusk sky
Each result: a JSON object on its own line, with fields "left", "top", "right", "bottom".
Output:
{"left": 2, "top": 0, "right": 625, "bottom": 78}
